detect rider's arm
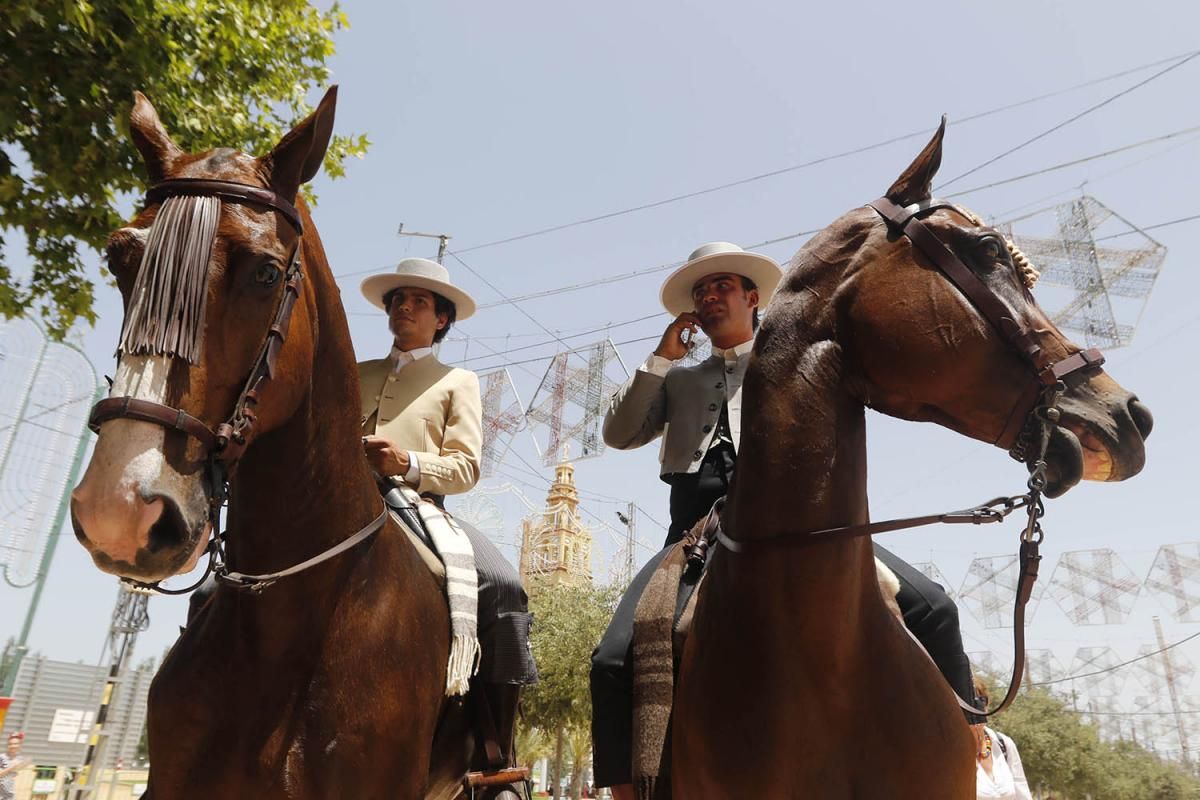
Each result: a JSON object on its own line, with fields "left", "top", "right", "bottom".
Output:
{"left": 601, "top": 353, "right": 673, "bottom": 450}
{"left": 409, "top": 369, "right": 482, "bottom": 496}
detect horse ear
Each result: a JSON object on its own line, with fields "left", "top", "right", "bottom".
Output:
{"left": 130, "top": 91, "right": 183, "bottom": 182}
{"left": 262, "top": 85, "right": 338, "bottom": 202}
{"left": 885, "top": 116, "right": 946, "bottom": 206}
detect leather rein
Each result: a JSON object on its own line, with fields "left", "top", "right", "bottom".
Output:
{"left": 710, "top": 196, "right": 1107, "bottom": 717}
{"left": 89, "top": 178, "right": 386, "bottom": 595}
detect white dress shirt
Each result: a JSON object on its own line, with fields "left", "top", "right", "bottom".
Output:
{"left": 389, "top": 345, "right": 435, "bottom": 484}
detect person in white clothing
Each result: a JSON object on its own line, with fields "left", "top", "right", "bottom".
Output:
{"left": 974, "top": 679, "right": 1033, "bottom": 800}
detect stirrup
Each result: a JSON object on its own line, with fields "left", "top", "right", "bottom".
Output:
{"left": 462, "top": 766, "right": 533, "bottom": 800}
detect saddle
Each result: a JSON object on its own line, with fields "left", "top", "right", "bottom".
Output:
{"left": 383, "top": 491, "right": 447, "bottom": 587}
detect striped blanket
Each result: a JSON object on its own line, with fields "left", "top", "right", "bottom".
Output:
{"left": 398, "top": 486, "right": 481, "bottom": 696}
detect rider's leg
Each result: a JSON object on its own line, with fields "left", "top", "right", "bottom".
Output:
{"left": 457, "top": 519, "right": 538, "bottom": 770}
{"left": 590, "top": 545, "right": 673, "bottom": 790}
{"left": 873, "top": 543, "right": 984, "bottom": 723}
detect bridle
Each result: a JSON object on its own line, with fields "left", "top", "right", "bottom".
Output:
{"left": 89, "top": 178, "right": 385, "bottom": 594}
{"left": 707, "top": 196, "right": 1107, "bottom": 716}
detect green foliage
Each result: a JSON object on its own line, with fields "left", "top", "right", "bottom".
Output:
{"left": 0, "top": 0, "right": 369, "bottom": 338}
{"left": 523, "top": 581, "right": 622, "bottom": 732}
{"left": 986, "top": 681, "right": 1200, "bottom": 799}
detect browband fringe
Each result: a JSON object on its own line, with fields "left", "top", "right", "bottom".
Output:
{"left": 118, "top": 194, "right": 220, "bottom": 363}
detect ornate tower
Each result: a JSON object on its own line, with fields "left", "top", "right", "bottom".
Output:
{"left": 520, "top": 458, "right": 593, "bottom": 591}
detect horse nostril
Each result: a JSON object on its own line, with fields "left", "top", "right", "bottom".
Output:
{"left": 145, "top": 495, "right": 188, "bottom": 553}
{"left": 1128, "top": 397, "right": 1154, "bottom": 439}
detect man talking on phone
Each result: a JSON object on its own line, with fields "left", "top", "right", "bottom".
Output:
{"left": 604, "top": 242, "right": 780, "bottom": 547}
{"left": 590, "top": 242, "right": 781, "bottom": 797}
{"left": 590, "top": 242, "right": 983, "bottom": 798}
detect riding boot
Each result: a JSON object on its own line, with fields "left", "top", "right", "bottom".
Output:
{"left": 476, "top": 682, "right": 525, "bottom": 800}
{"left": 483, "top": 682, "right": 521, "bottom": 766}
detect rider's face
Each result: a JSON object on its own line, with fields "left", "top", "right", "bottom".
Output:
{"left": 387, "top": 287, "right": 447, "bottom": 350}
{"left": 691, "top": 273, "right": 757, "bottom": 341}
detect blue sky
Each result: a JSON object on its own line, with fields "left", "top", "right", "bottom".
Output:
{"left": 3, "top": 0, "right": 1200, "bottom": 750}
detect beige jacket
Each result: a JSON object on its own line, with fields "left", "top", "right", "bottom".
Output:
{"left": 358, "top": 355, "right": 483, "bottom": 496}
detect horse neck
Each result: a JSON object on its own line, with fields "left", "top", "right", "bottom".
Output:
{"left": 720, "top": 258, "right": 879, "bottom": 642}
{"left": 224, "top": 210, "right": 381, "bottom": 581}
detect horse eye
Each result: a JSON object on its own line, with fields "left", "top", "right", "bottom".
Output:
{"left": 254, "top": 263, "right": 281, "bottom": 287}
{"left": 977, "top": 238, "right": 1004, "bottom": 264}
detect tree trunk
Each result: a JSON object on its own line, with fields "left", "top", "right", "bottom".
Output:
{"left": 552, "top": 726, "right": 565, "bottom": 800}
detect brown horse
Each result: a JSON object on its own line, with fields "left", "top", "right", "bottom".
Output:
{"left": 70, "top": 90, "right": 473, "bottom": 798}
{"left": 672, "top": 123, "right": 1152, "bottom": 798}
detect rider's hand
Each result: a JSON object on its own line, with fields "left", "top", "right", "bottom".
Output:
{"left": 653, "top": 313, "right": 701, "bottom": 361}
{"left": 362, "top": 435, "right": 411, "bottom": 477}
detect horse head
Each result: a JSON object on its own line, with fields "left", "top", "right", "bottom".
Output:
{"left": 70, "top": 88, "right": 338, "bottom": 580}
{"left": 768, "top": 120, "right": 1151, "bottom": 498}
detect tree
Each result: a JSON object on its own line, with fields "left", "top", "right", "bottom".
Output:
{"left": 523, "top": 582, "right": 621, "bottom": 799}
{"left": 0, "top": 0, "right": 368, "bottom": 338}
{"left": 984, "top": 679, "right": 1200, "bottom": 799}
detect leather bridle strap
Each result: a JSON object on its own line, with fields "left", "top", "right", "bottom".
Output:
{"left": 146, "top": 178, "right": 303, "bottom": 234}
{"left": 91, "top": 179, "right": 306, "bottom": 463}
{"left": 89, "top": 396, "right": 217, "bottom": 450}
{"left": 714, "top": 495, "right": 1028, "bottom": 554}
{"left": 215, "top": 507, "right": 388, "bottom": 593}
{"left": 867, "top": 196, "right": 1104, "bottom": 451}
{"left": 869, "top": 197, "right": 1046, "bottom": 373}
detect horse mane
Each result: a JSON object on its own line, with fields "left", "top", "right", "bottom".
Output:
{"left": 117, "top": 194, "right": 220, "bottom": 363}
{"left": 786, "top": 204, "right": 1041, "bottom": 290}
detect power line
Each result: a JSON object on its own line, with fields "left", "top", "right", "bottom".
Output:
{"left": 457, "top": 312, "right": 663, "bottom": 365}
{"left": 634, "top": 504, "right": 669, "bottom": 533}
{"left": 444, "top": 124, "right": 1200, "bottom": 314}
{"left": 1095, "top": 213, "right": 1200, "bottom": 242}
{"left": 447, "top": 50, "right": 1200, "bottom": 255}
{"left": 942, "top": 125, "right": 1200, "bottom": 199}
{"left": 1034, "top": 630, "right": 1200, "bottom": 686}
{"left": 937, "top": 50, "right": 1200, "bottom": 190}
{"left": 330, "top": 50, "right": 1200, "bottom": 284}
{"left": 453, "top": 208, "right": 1200, "bottom": 373}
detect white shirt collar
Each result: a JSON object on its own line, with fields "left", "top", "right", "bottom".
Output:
{"left": 390, "top": 345, "right": 434, "bottom": 372}
{"left": 712, "top": 338, "right": 754, "bottom": 362}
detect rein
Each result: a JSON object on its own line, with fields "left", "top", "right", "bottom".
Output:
{"left": 89, "top": 178, "right": 384, "bottom": 595}
{"left": 713, "top": 196, "right": 1108, "bottom": 717}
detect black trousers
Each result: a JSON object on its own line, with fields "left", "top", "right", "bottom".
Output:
{"left": 456, "top": 517, "right": 538, "bottom": 686}
{"left": 589, "top": 510, "right": 978, "bottom": 788}
{"left": 665, "top": 442, "right": 735, "bottom": 547}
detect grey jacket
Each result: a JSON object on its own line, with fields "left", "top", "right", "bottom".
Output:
{"left": 602, "top": 350, "right": 750, "bottom": 476}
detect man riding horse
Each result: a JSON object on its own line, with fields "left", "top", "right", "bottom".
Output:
{"left": 357, "top": 257, "right": 538, "bottom": 791}
{"left": 590, "top": 242, "right": 984, "bottom": 797}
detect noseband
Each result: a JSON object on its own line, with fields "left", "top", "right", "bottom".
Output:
{"left": 89, "top": 178, "right": 385, "bottom": 594}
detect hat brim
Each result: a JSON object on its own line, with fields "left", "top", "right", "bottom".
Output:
{"left": 659, "top": 251, "right": 783, "bottom": 317}
{"left": 360, "top": 274, "right": 477, "bottom": 320}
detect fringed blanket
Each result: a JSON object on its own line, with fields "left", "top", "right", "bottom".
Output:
{"left": 398, "top": 486, "right": 481, "bottom": 696}
{"left": 629, "top": 500, "right": 724, "bottom": 800}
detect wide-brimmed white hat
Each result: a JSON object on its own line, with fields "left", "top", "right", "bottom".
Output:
{"left": 659, "top": 242, "right": 783, "bottom": 317}
{"left": 360, "top": 258, "right": 477, "bottom": 320}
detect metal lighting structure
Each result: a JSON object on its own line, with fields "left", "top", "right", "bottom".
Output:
{"left": 0, "top": 318, "right": 103, "bottom": 694}
{"left": 1002, "top": 195, "right": 1166, "bottom": 349}
{"left": 525, "top": 339, "right": 627, "bottom": 467}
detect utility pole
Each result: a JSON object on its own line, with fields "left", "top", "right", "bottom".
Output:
{"left": 396, "top": 223, "right": 451, "bottom": 264}
{"left": 614, "top": 503, "right": 636, "bottom": 587}
{"left": 67, "top": 583, "right": 151, "bottom": 799}
{"left": 1154, "top": 615, "right": 1191, "bottom": 765}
